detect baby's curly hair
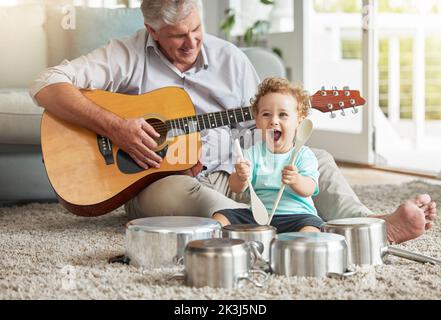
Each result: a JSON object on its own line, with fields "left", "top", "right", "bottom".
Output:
{"left": 250, "top": 77, "right": 310, "bottom": 119}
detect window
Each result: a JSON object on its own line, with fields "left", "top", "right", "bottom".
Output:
{"left": 229, "top": 0, "right": 294, "bottom": 36}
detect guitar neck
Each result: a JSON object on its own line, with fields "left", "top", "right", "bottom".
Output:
{"left": 165, "top": 87, "right": 366, "bottom": 137}
{"left": 166, "top": 106, "right": 254, "bottom": 136}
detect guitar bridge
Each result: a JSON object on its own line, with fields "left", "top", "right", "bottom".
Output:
{"left": 97, "top": 135, "right": 114, "bottom": 165}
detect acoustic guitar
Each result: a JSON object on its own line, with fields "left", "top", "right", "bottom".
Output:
{"left": 40, "top": 86, "right": 366, "bottom": 216}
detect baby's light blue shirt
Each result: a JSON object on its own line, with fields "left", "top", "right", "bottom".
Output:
{"left": 243, "top": 142, "right": 320, "bottom": 216}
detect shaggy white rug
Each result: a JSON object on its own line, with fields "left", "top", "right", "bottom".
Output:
{"left": 0, "top": 180, "right": 440, "bottom": 300}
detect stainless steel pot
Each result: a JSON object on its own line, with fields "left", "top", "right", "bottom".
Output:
{"left": 222, "top": 224, "right": 277, "bottom": 264}
{"left": 172, "top": 238, "right": 268, "bottom": 289}
{"left": 125, "top": 216, "right": 221, "bottom": 268}
{"left": 323, "top": 217, "right": 441, "bottom": 266}
{"left": 270, "top": 232, "right": 355, "bottom": 278}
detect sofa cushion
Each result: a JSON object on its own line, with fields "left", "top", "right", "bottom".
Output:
{"left": 0, "top": 89, "right": 43, "bottom": 145}
{"left": 241, "top": 47, "right": 286, "bottom": 79}
{"left": 46, "top": 6, "right": 144, "bottom": 66}
{"left": 0, "top": 5, "right": 47, "bottom": 88}
{"left": 70, "top": 7, "right": 144, "bottom": 59}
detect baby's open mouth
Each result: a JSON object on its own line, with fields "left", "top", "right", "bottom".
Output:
{"left": 272, "top": 130, "right": 282, "bottom": 142}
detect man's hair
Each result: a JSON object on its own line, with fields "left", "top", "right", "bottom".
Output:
{"left": 250, "top": 77, "right": 310, "bottom": 119}
{"left": 141, "top": 0, "right": 202, "bottom": 30}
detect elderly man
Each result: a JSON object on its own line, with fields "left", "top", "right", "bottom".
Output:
{"left": 30, "top": 0, "right": 436, "bottom": 244}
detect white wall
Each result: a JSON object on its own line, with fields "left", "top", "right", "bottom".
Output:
{"left": 202, "top": 0, "right": 228, "bottom": 37}
{"left": 0, "top": 4, "right": 47, "bottom": 88}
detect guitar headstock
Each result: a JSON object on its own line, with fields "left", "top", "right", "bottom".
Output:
{"left": 310, "top": 87, "right": 366, "bottom": 118}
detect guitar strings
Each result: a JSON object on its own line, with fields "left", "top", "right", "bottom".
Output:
{"left": 148, "top": 116, "right": 241, "bottom": 131}
{"left": 148, "top": 112, "right": 252, "bottom": 128}
{"left": 146, "top": 107, "right": 254, "bottom": 133}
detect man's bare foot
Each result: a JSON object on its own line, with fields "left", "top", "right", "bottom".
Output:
{"left": 371, "top": 194, "right": 437, "bottom": 244}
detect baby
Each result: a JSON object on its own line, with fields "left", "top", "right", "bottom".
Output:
{"left": 213, "top": 77, "right": 324, "bottom": 233}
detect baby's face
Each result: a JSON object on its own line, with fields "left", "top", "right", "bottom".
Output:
{"left": 255, "top": 92, "right": 301, "bottom": 153}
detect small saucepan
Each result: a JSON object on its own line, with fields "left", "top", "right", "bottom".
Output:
{"left": 171, "top": 238, "right": 268, "bottom": 289}
{"left": 270, "top": 232, "right": 356, "bottom": 278}
{"left": 323, "top": 217, "right": 441, "bottom": 266}
{"left": 222, "top": 224, "right": 277, "bottom": 265}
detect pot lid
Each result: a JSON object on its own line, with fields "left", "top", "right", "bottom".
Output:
{"left": 275, "top": 232, "right": 345, "bottom": 244}
{"left": 126, "top": 216, "right": 221, "bottom": 234}
{"left": 223, "top": 224, "right": 276, "bottom": 232}
{"left": 325, "top": 217, "right": 384, "bottom": 227}
{"left": 187, "top": 238, "right": 245, "bottom": 251}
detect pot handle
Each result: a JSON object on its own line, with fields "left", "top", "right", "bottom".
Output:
{"left": 327, "top": 267, "right": 357, "bottom": 279}
{"left": 248, "top": 241, "right": 264, "bottom": 266}
{"left": 385, "top": 246, "right": 441, "bottom": 265}
{"left": 172, "top": 255, "right": 184, "bottom": 265}
{"left": 168, "top": 273, "right": 186, "bottom": 282}
{"left": 238, "top": 270, "right": 269, "bottom": 288}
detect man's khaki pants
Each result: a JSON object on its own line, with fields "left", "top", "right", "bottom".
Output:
{"left": 125, "top": 149, "right": 372, "bottom": 221}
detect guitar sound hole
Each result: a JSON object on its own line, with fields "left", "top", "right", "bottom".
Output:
{"left": 116, "top": 117, "right": 168, "bottom": 174}
{"left": 146, "top": 118, "right": 167, "bottom": 146}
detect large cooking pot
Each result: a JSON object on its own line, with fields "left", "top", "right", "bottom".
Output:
{"left": 323, "top": 217, "right": 441, "bottom": 266}
{"left": 125, "top": 216, "right": 221, "bottom": 268}
{"left": 270, "top": 232, "right": 355, "bottom": 278}
{"left": 172, "top": 238, "right": 268, "bottom": 289}
{"left": 222, "top": 224, "right": 276, "bottom": 264}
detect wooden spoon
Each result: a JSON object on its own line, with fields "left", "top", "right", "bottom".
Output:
{"left": 234, "top": 139, "right": 269, "bottom": 225}
{"left": 267, "top": 119, "right": 314, "bottom": 225}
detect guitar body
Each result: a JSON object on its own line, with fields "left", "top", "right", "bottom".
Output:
{"left": 41, "top": 87, "right": 200, "bottom": 216}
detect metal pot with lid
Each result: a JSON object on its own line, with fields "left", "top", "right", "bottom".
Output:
{"left": 270, "top": 232, "right": 355, "bottom": 278}
{"left": 172, "top": 238, "right": 268, "bottom": 289}
{"left": 323, "top": 217, "right": 441, "bottom": 266}
{"left": 125, "top": 216, "right": 221, "bottom": 268}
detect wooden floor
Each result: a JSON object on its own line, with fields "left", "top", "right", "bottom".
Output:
{"left": 338, "top": 164, "right": 441, "bottom": 186}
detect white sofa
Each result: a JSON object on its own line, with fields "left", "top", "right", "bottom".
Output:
{"left": 0, "top": 4, "right": 285, "bottom": 205}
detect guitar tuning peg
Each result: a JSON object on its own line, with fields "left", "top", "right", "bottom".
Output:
{"left": 327, "top": 103, "right": 336, "bottom": 118}
{"left": 343, "top": 86, "right": 350, "bottom": 90}
{"left": 321, "top": 86, "right": 326, "bottom": 91}
{"left": 352, "top": 107, "right": 359, "bottom": 114}
{"left": 338, "top": 102, "right": 346, "bottom": 116}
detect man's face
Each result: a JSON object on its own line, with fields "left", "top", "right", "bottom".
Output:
{"left": 147, "top": 8, "right": 203, "bottom": 72}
